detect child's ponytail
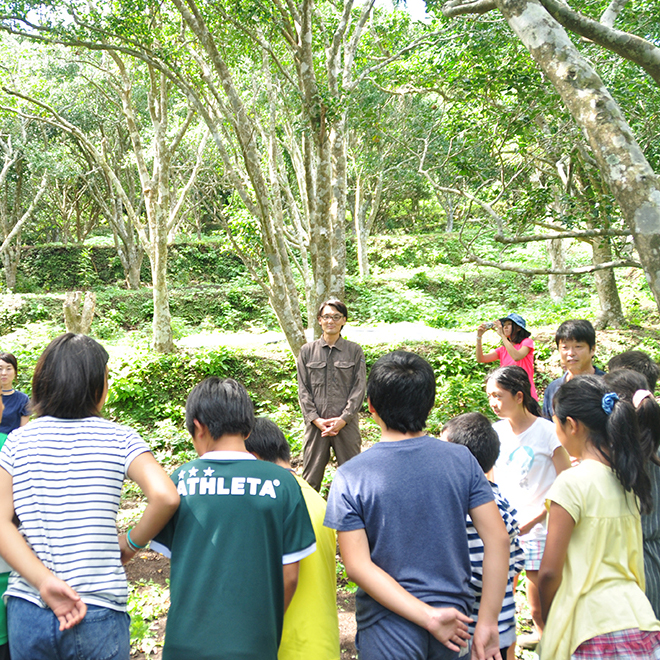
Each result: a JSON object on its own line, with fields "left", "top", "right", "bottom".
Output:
{"left": 554, "top": 375, "right": 653, "bottom": 514}
{"left": 605, "top": 369, "right": 660, "bottom": 468}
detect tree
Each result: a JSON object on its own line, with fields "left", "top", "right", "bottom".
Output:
{"left": 0, "top": 0, "right": 436, "bottom": 354}
{"left": 439, "top": 0, "right": 660, "bottom": 317}
{"left": 0, "top": 114, "right": 48, "bottom": 290}
{"left": 0, "top": 42, "right": 208, "bottom": 351}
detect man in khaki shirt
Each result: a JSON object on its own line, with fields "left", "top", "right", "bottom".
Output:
{"left": 296, "top": 299, "right": 366, "bottom": 491}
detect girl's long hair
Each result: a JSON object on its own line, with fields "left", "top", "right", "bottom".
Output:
{"left": 487, "top": 365, "right": 541, "bottom": 417}
{"left": 554, "top": 375, "right": 652, "bottom": 514}
{"left": 604, "top": 369, "right": 660, "bottom": 467}
{"left": 508, "top": 322, "right": 531, "bottom": 345}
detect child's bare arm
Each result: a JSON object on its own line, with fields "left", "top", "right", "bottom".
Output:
{"left": 0, "top": 467, "right": 87, "bottom": 630}
{"left": 119, "top": 452, "right": 180, "bottom": 563}
{"left": 338, "top": 529, "right": 471, "bottom": 651}
{"left": 283, "top": 561, "right": 300, "bottom": 611}
{"left": 469, "top": 500, "right": 510, "bottom": 660}
{"left": 538, "top": 502, "right": 574, "bottom": 622}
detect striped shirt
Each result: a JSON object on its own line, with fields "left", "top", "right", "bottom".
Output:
{"left": 0, "top": 416, "right": 150, "bottom": 611}
{"left": 467, "top": 482, "right": 525, "bottom": 639}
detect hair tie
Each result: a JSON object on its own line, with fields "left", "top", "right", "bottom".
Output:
{"left": 601, "top": 392, "right": 619, "bottom": 415}
{"left": 633, "top": 389, "right": 654, "bottom": 408}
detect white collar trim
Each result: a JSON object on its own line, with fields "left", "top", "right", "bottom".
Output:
{"left": 201, "top": 451, "right": 257, "bottom": 461}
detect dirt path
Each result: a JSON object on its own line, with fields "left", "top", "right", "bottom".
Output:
{"left": 176, "top": 322, "right": 476, "bottom": 350}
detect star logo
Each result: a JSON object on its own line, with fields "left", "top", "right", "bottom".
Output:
{"left": 178, "top": 470, "right": 186, "bottom": 480}
{"left": 203, "top": 467, "right": 214, "bottom": 477}
{"left": 188, "top": 467, "right": 199, "bottom": 477}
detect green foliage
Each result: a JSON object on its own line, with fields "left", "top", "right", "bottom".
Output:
{"left": 14, "top": 239, "right": 246, "bottom": 293}
{"left": 105, "top": 345, "right": 299, "bottom": 433}
{"left": 128, "top": 580, "right": 169, "bottom": 655}
{"left": 336, "top": 559, "right": 359, "bottom": 594}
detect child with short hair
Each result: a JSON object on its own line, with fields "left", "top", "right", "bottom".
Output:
{"left": 608, "top": 349, "right": 660, "bottom": 392}
{"left": 324, "top": 350, "right": 509, "bottom": 660}
{"left": 0, "top": 333, "right": 179, "bottom": 660}
{"left": 539, "top": 375, "right": 660, "bottom": 659}
{"left": 442, "top": 412, "right": 525, "bottom": 659}
{"left": 246, "top": 417, "right": 340, "bottom": 660}
{"left": 542, "top": 319, "right": 603, "bottom": 419}
{"left": 151, "top": 378, "right": 316, "bottom": 660}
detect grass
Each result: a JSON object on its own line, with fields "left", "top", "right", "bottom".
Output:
{"left": 128, "top": 580, "right": 170, "bottom": 655}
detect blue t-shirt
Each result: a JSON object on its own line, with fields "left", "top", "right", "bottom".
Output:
{"left": 542, "top": 367, "right": 605, "bottom": 419}
{"left": 324, "top": 435, "right": 494, "bottom": 629}
{"left": 0, "top": 390, "right": 29, "bottom": 435}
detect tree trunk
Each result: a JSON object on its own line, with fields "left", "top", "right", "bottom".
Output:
{"left": 354, "top": 172, "right": 370, "bottom": 280}
{"left": 1, "top": 246, "right": 18, "bottom": 291}
{"left": 330, "top": 115, "right": 347, "bottom": 299}
{"left": 150, "top": 237, "right": 174, "bottom": 353}
{"left": 589, "top": 230, "right": 626, "bottom": 328}
{"left": 546, "top": 238, "right": 567, "bottom": 301}
{"left": 63, "top": 291, "right": 96, "bottom": 334}
{"left": 495, "top": 0, "right": 660, "bottom": 316}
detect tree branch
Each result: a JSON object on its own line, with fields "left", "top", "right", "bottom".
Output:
{"left": 536, "top": 0, "right": 660, "bottom": 86}
{"left": 0, "top": 170, "right": 48, "bottom": 253}
{"left": 495, "top": 227, "right": 630, "bottom": 243}
{"left": 441, "top": 0, "right": 497, "bottom": 18}
{"left": 600, "top": 0, "right": 628, "bottom": 28}
{"left": 464, "top": 255, "right": 640, "bottom": 274}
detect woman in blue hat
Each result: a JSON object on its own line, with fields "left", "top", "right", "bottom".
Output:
{"left": 477, "top": 313, "right": 538, "bottom": 400}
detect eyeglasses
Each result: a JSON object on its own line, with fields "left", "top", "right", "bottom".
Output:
{"left": 321, "top": 314, "right": 344, "bottom": 321}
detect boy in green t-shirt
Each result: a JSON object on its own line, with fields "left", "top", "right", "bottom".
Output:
{"left": 152, "top": 378, "right": 316, "bottom": 660}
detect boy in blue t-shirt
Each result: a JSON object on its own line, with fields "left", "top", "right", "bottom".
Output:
{"left": 442, "top": 412, "right": 525, "bottom": 659}
{"left": 324, "top": 351, "right": 510, "bottom": 660}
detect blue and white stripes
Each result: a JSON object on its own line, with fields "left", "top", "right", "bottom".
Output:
{"left": 0, "top": 416, "right": 150, "bottom": 611}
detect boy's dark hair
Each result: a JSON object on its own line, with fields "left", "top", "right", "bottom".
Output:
{"left": 32, "top": 333, "right": 108, "bottom": 419}
{"left": 487, "top": 366, "right": 542, "bottom": 418}
{"left": 442, "top": 412, "right": 500, "bottom": 473}
{"left": 554, "top": 375, "right": 652, "bottom": 514}
{"left": 317, "top": 298, "right": 348, "bottom": 320}
{"left": 0, "top": 352, "right": 18, "bottom": 375}
{"left": 185, "top": 377, "right": 255, "bottom": 440}
{"left": 367, "top": 350, "right": 435, "bottom": 434}
{"left": 604, "top": 369, "right": 660, "bottom": 466}
{"left": 554, "top": 319, "right": 596, "bottom": 349}
{"left": 244, "top": 417, "right": 291, "bottom": 464}
{"left": 608, "top": 350, "right": 659, "bottom": 391}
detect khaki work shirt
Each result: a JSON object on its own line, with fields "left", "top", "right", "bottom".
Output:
{"left": 296, "top": 336, "right": 366, "bottom": 424}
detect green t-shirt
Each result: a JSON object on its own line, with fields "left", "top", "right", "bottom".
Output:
{"left": 152, "top": 452, "right": 316, "bottom": 660}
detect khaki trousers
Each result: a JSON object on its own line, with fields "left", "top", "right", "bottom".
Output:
{"left": 302, "top": 417, "right": 362, "bottom": 491}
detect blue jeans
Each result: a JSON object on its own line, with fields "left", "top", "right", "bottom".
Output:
{"left": 7, "top": 597, "right": 130, "bottom": 660}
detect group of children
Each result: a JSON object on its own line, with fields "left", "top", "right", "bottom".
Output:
{"left": 1, "top": 322, "right": 660, "bottom": 660}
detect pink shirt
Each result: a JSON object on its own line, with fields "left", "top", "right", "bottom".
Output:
{"left": 496, "top": 337, "right": 537, "bottom": 400}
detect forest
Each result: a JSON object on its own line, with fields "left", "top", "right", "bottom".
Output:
{"left": 0, "top": 0, "right": 659, "bottom": 656}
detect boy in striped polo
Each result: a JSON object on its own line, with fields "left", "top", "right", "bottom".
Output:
{"left": 442, "top": 412, "right": 525, "bottom": 660}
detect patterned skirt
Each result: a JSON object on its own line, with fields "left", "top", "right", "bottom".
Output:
{"left": 572, "top": 629, "right": 660, "bottom": 659}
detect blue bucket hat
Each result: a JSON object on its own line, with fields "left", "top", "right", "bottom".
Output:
{"left": 501, "top": 313, "right": 526, "bottom": 329}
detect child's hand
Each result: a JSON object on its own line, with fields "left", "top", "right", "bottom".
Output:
{"left": 118, "top": 533, "right": 139, "bottom": 565}
{"left": 38, "top": 574, "right": 87, "bottom": 631}
{"left": 426, "top": 606, "right": 472, "bottom": 651}
{"left": 471, "top": 622, "right": 501, "bottom": 660}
